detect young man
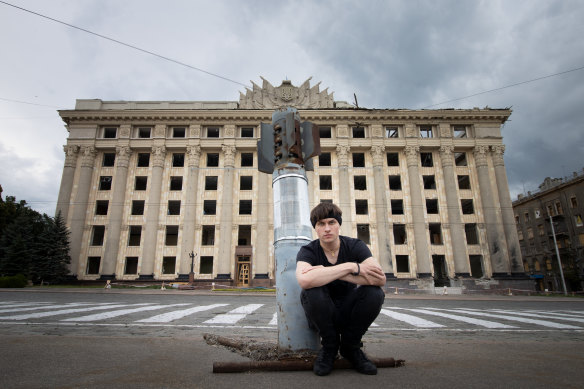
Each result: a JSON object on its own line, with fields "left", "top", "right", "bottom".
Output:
{"left": 296, "top": 202, "right": 386, "bottom": 376}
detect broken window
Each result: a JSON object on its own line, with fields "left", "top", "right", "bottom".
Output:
{"left": 91, "top": 226, "right": 105, "bottom": 246}
{"left": 420, "top": 126, "right": 433, "bottom": 138}
{"left": 524, "top": 212, "right": 530, "bottom": 223}
{"left": 131, "top": 200, "right": 145, "bottom": 216}
{"left": 354, "top": 175, "right": 367, "bottom": 190}
{"left": 385, "top": 126, "right": 399, "bottom": 138}
{"left": 207, "top": 127, "right": 220, "bottom": 138}
{"left": 429, "top": 223, "right": 442, "bottom": 244}
{"left": 391, "top": 199, "right": 404, "bottom": 215}
{"left": 203, "top": 200, "right": 216, "bottom": 215}
{"left": 207, "top": 153, "right": 219, "bottom": 167}
{"left": 453, "top": 126, "right": 467, "bottom": 138}
{"left": 240, "top": 127, "right": 254, "bottom": 138}
{"left": 168, "top": 200, "right": 181, "bottom": 215}
{"left": 421, "top": 152, "right": 433, "bottom": 167}
{"left": 320, "top": 175, "right": 332, "bottom": 190}
{"left": 319, "top": 152, "right": 331, "bottom": 166}
{"left": 162, "top": 257, "right": 176, "bottom": 274}
{"left": 202, "top": 226, "right": 215, "bottom": 245}
{"left": 200, "top": 256, "right": 213, "bottom": 274}
{"left": 319, "top": 126, "right": 332, "bottom": 138}
{"left": 137, "top": 127, "right": 151, "bottom": 138}
{"left": 137, "top": 153, "right": 150, "bottom": 167}
{"left": 355, "top": 200, "right": 369, "bottom": 215}
{"left": 387, "top": 153, "right": 399, "bottom": 166}
{"left": 426, "top": 199, "right": 439, "bottom": 214}
{"left": 465, "top": 224, "right": 479, "bottom": 245}
{"left": 458, "top": 175, "right": 471, "bottom": 190}
{"left": 469, "top": 255, "right": 483, "bottom": 278}
{"left": 169, "top": 176, "right": 183, "bottom": 191}
{"left": 461, "top": 199, "right": 474, "bottom": 214}
{"left": 352, "top": 153, "right": 365, "bottom": 167}
{"left": 99, "top": 176, "right": 112, "bottom": 191}
{"left": 86, "top": 257, "right": 101, "bottom": 274}
{"left": 95, "top": 200, "right": 109, "bottom": 215}
{"left": 357, "top": 224, "right": 370, "bottom": 244}
{"left": 240, "top": 176, "right": 252, "bottom": 190}
{"left": 423, "top": 175, "right": 436, "bottom": 190}
{"left": 389, "top": 175, "right": 402, "bottom": 190}
{"left": 103, "top": 127, "right": 117, "bottom": 139}
{"left": 239, "top": 200, "right": 252, "bottom": 215}
{"left": 455, "top": 152, "right": 467, "bottom": 166}
{"left": 128, "top": 226, "right": 142, "bottom": 246}
{"left": 124, "top": 257, "right": 138, "bottom": 275}
{"left": 172, "top": 153, "right": 185, "bottom": 167}
{"left": 102, "top": 153, "right": 116, "bottom": 167}
{"left": 570, "top": 196, "right": 578, "bottom": 208}
{"left": 352, "top": 126, "right": 365, "bottom": 138}
{"left": 165, "top": 225, "right": 179, "bottom": 246}
{"left": 172, "top": 127, "right": 186, "bottom": 138}
{"left": 205, "top": 176, "right": 218, "bottom": 190}
{"left": 393, "top": 224, "right": 407, "bottom": 245}
{"left": 241, "top": 153, "right": 253, "bottom": 167}
{"left": 396, "top": 255, "right": 409, "bottom": 273}
{"left": 135, "top": 176, "right": 147, "bottom": 191}
{"left": 238, "top": 225, "right": 252, "bottom": 246}
{"left": 320, "top": 199, "right": 333, "bottom": 204}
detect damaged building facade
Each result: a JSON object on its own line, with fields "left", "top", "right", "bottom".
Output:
{"left": 56, "top": 78, "right": 530, "bottom": 292}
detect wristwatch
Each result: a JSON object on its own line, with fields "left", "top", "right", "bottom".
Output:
{"left": 352, "top": 262, "right": 360, "bottom": 276}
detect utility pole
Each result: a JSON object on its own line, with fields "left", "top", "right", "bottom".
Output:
{"left": 258, "top": 107, "right": 321, "bottom": 351}
{"left": 549, "top": 206, "right": 568, "bottom": 296}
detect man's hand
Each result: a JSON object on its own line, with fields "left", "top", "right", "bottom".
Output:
{"left": 358, "top": 261, "right": 386, "bottom": 286}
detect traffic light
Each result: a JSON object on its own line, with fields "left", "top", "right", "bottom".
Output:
{"left": 257, "top": 122, "right": 275, "bottom": 174}
{"left": 300, "top": 121, "right": 321, "bottom": 171}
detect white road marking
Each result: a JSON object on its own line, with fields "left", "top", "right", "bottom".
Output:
{"left": 203, "top": 304, "right": 263, "bottom": 324}
{"left": 60, "top": 304, "right": 189, "bottom": 322}
{"left": 136, "top": 304, "right": 229, "bottom": 323}
{"left": 0, "top": 302, "right": 56, "bottom": 311}
{"left": 405, "top": 308, "right": 517, "bottom": 329}
{"left": 445, "top": 309, "right": 582, "bottom": 329}
{"left": 380, "top": 308, "right": 444, "bottom": 328}
{"left": 269, "top": 312, "right": 277, "bottom": 325}
{"left": 487, "top": 309, "right": 584, "bottom": 324}
{"left": 0, "top": 303, "right": 90, "bottom": 314}
{"left": 0, "top": 304, "right": 149, "bottom": 320}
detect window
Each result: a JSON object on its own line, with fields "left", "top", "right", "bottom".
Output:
{"left": 203, "top": 200, "right": 216, "bottom": 215}
{"left": 138, "top": 127, "right": 151, "bottom": 138}
{"left": 135, "top": 176, "right": 147, "bottom": 191}
{"left": 321, "top": 199, "right": 333, "bottom": 204}
{"left": 461, "top": 199, "right": 474, "bottom": 214}
{"left": 352, "top": 126, "right": 365, "bottom": 138}
{"left": 102, "top": 153, "right": 115, "bottom": 167}
{"left": 319, "top": 153, "right": 331, "bottom": 166}
{"left": 131, "top": 200, "right": 145, "bottom": 216}
{"left": 357, "top": 224, "right": 370, "bottom": 244}
{"left": 162, "top": 257, "right": 176, "bottom": 274}
{"left": 207, "top": 127, "right": 220, "bottom": 137}
{"left": 386, "top": 126, "right": 399, "bottom": 138}
{"left": 396, "top": 255, "right": 409, "bottom": 273}
{"left": 172, "top": 127, "right": 186, "bottom": 138}
{"left": 238, "top": 225, "right": 252, "bottom": 246}
{"left": 239, "top": 200, "right": 252, "bottom": 215}
{"left": 455, "top": 152, "right": 467, "bottom": 166}
{"left": 524, "top": 212, "right": 530, "bottom": 223}
{"left": 172, "top": 153, "right": 185, "bottom": 167}
{"left": 426, "top": 199, "right": 439, "bottom": 214}
{"left": 320, "top": 175, "right": 332, "bottom": 190}
{"left": 429, "top": 223, "right": 442, "bottom": 244}
{"left": 202, "top": 226, "right": 215, "bottom": 245}
{"left": 168, "top": 200, "right": 181, "bottom": 215}
{"left": 393, "top": 224, "right": 407, "bottom": 245}
{"left": 570, "top": 196, "right": 578, "bottom": 208}
{"left": 95, "top": 200, "right": 109, "bottom": 215}
{"left": 241, "top": 153, "right": 253, "bottom": 167}
{"left": 165, "top": 226, "right": 178, "bottom": 246}
{"left": 86, "top": 257, "right": 101, "bottom": 274}
{"left": 575, "top": 214, "right": 583, "bottom": 227}
{"left": 240, "top": 176, "right": 253, "bottom": 190}
{"left": 387, "top": 153, "right": 399, "bottom": 166}
{"left": 352, "top": 153, "right": 365, "bottom": 167}
{"left": 453, "top": 126, "right": 467, "bottom": 138}
{"left": 169, "top": 176, "right": 183, "bottom": 191}
{"left": 205, "top": 176, "right": 218, "bottom": 190}
{"left": 535, "top": 210, "right": 541, "bottom": 219}
{"left": 458, "top": 175, "right": 471, "bottom": 190}
{"left": 99, "top": 176, "right": 112, "bottom": 190}
{"left": 354, "top": 175, "right": 367, "bottom": 190}
{"left": 391, "top": 199, "right": 404, "bottom": 215}
{"left": 200, "top": 256, "right": 213, "bottom": 274}
{"left": 465, "top": 224, "right": 479, "bottom": 245}
{"left": 469, "top": 255, "right": 483, "bottom": 278}
{"left": 389, "top": 175, "right": 402, "bottom": 190}
{"left": 420, "top": 126, "right": 433, "bottom": 138}
{"left": 103, "top": 127, "right": 117, "bottom": 139}
{"left": 240, "top": 127, "right": 254, "bottom": 137}
{"left": 421, "top": 152, "right": 433, "bottom": 167}
{"left": 355, "top": 200, "right": 368, "bottom": 215}
{"left": 423, "top": 175, "right": 436, "bottom": 190}
{"left": 137, "top": 153, "right": 150, "bottom": 167}
{"left": 538, "top": 224, "right": 545, "bottom": 236}
{"left": 556, "top": 201, "right": 563, "bottom": 215}
{"left": 207, "top": 153, "right": 219, "bottom": 167}
{"left": 128, "top": 226, "right": 142, "bottom": 246}
{"left": 319, "top": 126, "right": 332, "bottom": 138}
{"left": 91, "top": 226, "right": 105, "bottom": 246}
{"left": 125, "top": 257, "right": 138, "bottom": 275}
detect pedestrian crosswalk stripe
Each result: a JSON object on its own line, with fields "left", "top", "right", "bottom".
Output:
{"left": 444, "top": 309, "right": 582, "bottom": 329}
{"left": 60, "top": 304, "right": 189, "bottom": 322}
{"left": 380, "top": 308, "right": 444, "bottom": 328}
{"left": 0, "top": 303, "right": 149, "bottom": 320}
{"left": 0, "top": 302, "right": 55, "bottom": 310}
{"left": 404, "top": 308, "right": 517, "bottom": 329}
{"left": 0, "top": 303, "right": 91, "bottom": 314}
{"left": 136, "top": 304, "right": 230, "bottom": 323}
{"left": 487, "top": 309, "right": 584, "bottom": 324}
{"left": 269, "top": 312, "right": 277, "bottom": 325}
{"left": 203, "top": 304, "right": 264, "bottom": 324}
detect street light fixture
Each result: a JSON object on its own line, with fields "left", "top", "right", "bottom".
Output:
{"left": 189, "top": 251, "right": 197, "bottom": 284}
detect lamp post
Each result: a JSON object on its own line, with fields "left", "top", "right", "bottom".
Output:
{"left": 189, "top": 251, "right": 197, "bottom": 284}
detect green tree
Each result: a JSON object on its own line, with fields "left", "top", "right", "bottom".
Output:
{"left": 32, "top": 212, "right": 71, "bottom": 284}
{"left": 0, "top": 214, "right": 36, "bottom": 276}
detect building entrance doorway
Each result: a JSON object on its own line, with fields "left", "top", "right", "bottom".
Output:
{"left": 432, "top": 255, "right": 449, "bottom": 287}
{"left": 236, "top": 256, "right": 250, "bottom": 287}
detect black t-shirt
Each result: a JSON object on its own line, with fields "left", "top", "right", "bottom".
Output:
{"left": 296, "top": 235, "right": 372, "bottom": 299}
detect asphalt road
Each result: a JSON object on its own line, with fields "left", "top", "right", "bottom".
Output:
{"left": 1, "top": 288, "right": 583, "bottom": 389}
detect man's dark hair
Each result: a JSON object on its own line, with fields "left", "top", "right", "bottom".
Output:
{"left": 310, "top": 202, "right": 343, "bottom": 228}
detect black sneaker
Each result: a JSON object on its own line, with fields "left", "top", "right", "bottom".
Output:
{"left": 313, "top": 347, "right": 337, "bottom": 376}
{"left": 340, "top": 347, "right": 377, "bottom": 375}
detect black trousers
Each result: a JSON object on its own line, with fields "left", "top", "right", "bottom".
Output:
{"left": 300, "top": 285, "right": 385, "bottom": 350}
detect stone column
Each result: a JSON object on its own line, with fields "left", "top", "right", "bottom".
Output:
{"left": 336, "top": 145, "right": 353, "bottom": 234}
{"left": 217, "top": 145, "right": 236, "bottom": 279}
{"left": 255, "top": 171, "right": 271, "bottom": 281}
{"left": 101, "top": 146, "right": 131, "bottom": 278}
{"left": 492, "top": 145, "right": 524, "bottom": 273}
{"left": 180, "top": 145, "right": 201, "bottom": 275}
{"left": 371, "top": 145, "right": 393, "bottom": 275}
{"left": 69, "top": 146, "right": 96, "bottom": 277}
{"left": 55, "top": 145, "right": 79, "bottom": 222}
{"left": 440, "top": 146, "right": 469, "bottom": 276}
{"left": 405, "top": 145, "right": 431, "bottom": 276}
{"left": 474, "top": 146, "right": 510, "bottom": 275}
{"left": 140, "top": 146, "right": 166, "bottom": 279}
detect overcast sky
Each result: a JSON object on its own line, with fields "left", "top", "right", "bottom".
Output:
{"left": 1, "top": 0, "right": 583, "bottom": 216}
